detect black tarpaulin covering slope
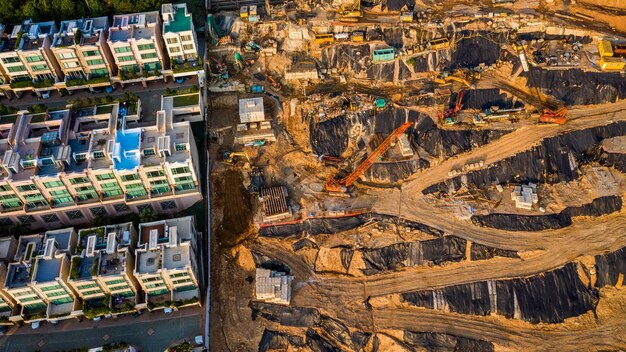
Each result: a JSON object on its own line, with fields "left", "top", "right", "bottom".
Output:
{"left": 259, "top": 329, "right": 305, "bottom": 352}
{"left": 527, "top": 68, "right": 626, "bottom": 105}
{"left": 404, "top": 331, "right": 495, "bottom": 352}
{"left": 458, "top": 88, "right": 525, "bottom": 110}
{"left": 450, "top": 36, "right": 501, "bottom": 69}
{"left": 402, "top": 263, "right": 598, "bottom": 324}
{"left": 412, "top": 113, "right": 511, "bottom": 158}
{"left": 595, "top": 246, "right": 626, "bottom": 287}
{"left": 424, "top": 121, "right": 626, "bottom": 194}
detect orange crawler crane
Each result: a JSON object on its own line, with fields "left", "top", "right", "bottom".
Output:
{"left": 539, "top": 107, "right": 567, "bottom": 124}
{"left": 325, "top": 122, "right": 413, "bottom": 193}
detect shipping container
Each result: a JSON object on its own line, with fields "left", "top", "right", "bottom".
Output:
{"left": 373, "top": 48, "right": 395, "bottom": 62}
{"left": 314, "top": 33, "right": 335, "bottom": 45}
{"left": 428, "top": 37, "right": 450, "bottom": 50}
{"left": 240, "top": 6, "right": 248, "bottom": 19}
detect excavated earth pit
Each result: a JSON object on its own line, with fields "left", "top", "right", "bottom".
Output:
{"left": 309, "top": 107, "right": 512, "bottom": 184}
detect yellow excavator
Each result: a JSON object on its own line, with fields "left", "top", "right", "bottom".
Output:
{"left": 340, "top": 0, "right": 362, "bottom": 22}
{"left": 223, "top": 151, "right": 251, "bottom": 169}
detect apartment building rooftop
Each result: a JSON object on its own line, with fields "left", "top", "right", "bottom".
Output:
{"left": 137, "top": 249, "right": 160, "bottom": 274}
{"left": 110, "top": 12, "right": 159, "bottom": 42}
{"left": 112, "top": 127, "right": 141, "bottom": 171}
{"left": 11, "top": 110, "right": 70, "bottom": 181}
{"left": 163, "top": 244, "right": 191, "bottom": 270}
{"left": 0, "top": 24, "right": 23, "bottom": 53}
{"left": 19, "top": 21, "right": 56, "bottom": 51}
{"left": 15, "top": 234, "right": 43, "bottom": 262}
{"left": 0, "top": 237, "right": 17, "bottom": 262}
{"left": 99, "top": 249, "right": 128, "bottom": 277}
{"left": 6, "top": 262, "right": 31, "bottom": 288}
{"left": 44, "top": 228, "right": 74, "bottom": 253}
{"left": 163, "top": 4, "right": 193, "bottom": 33}
{"left": 139, "top": 217, "right": 193, "bottom": 246}
{"left": 53, "top": 17, "right": 109, "bottom": 48}
{"left": 33, "top": 256, "right": 61, "bottom": 283}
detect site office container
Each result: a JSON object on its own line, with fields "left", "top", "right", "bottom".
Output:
{"left": 314, "top": 34, "right": 335, "bottom": 45}
{"left": 372, "top": 48, "right": 395, "bottom": 62}
{"left": 350, "top": 31, "right": 364, "bottom": 42}
{"left": 429, "top": 37, "right": 450, "bottom": 50}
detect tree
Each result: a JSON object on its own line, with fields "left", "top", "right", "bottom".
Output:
{"left": 139, "top": 208, "right": 156, "bottom": 223}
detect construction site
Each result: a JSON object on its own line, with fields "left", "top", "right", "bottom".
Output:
{"left": 207, "top": 0, "right": 626, "bottom": 351}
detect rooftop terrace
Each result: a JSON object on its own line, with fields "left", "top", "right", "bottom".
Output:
{"left": 164, "top": 6, "right": 192, "bottom": 34}
{"left": 34, "top": 257, "right": 61, "bottom": 283}
{"left": 6, "top": 263, "right": 32, "bottom": 288}
{"left": 113, "top": 128, "right": 141, "bottom": 171}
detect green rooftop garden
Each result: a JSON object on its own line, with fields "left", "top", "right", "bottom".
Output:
{"left": 9, "top": 80, "right": 33, "bottom": 89}
{"left": 95, "top": 105, "right": 114, "bottom": 115}
{"left": 0, "top": 113, "right": 18, "bottom": 124}
{"left": 172, "top": 94, "right": 199, "bottom": 107}
{"left": 66, "top": 75, "right": 110, "bottom": 87}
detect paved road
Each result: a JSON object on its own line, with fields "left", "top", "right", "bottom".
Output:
{"left": 0, "top": 308, "right": 202, "bottom": 352}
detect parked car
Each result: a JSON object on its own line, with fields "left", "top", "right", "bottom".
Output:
{"left": 93, "top": 316, "right": 101, "bottom": 321}
{"left": 164, "top": 307, "right": 174, "bottom": 314}
{"left": 31, "top": 321, "right": 40, "bottom": 329}
{"left": 41, "top": 91, "right": 50, "bottom": 99}
{"left": 253, "top": 72, "right": 266, "bottom": 81}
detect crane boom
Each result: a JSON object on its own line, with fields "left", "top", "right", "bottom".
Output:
{"left": 325, "top": 122, "right": 413, "bottom": 192}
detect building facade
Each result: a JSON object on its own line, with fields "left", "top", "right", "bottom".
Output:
{"left": 161, "top": 3, "right": 199, "bottom": 66}
{"left": 51, "top": 17, "right": 116, "bottom": 85}
{"left": 108, "top": 12, "right": 167, "bottom": 79}
{"left": 0, "top": 97, "right": 202, "bottom": 230}
{"left": 135, "top": 216, "right": 200, "bottom": 310}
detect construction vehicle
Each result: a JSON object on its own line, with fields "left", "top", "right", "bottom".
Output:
{"left": 350, "top": 31, "right": 364, "bottom": 42}
{"left": 223, "top": 151, "right": 251, "bottom": 169}
{"left": 438, "top": 90, "right": 466, "bottom": 125}
{"left": 400, "top": 12, "right": 414, "bottom": 22}
{"left": 325, "top": 122, "right": 413, "bottom": 193}
{"left": 318, "top": 154, "right": 342, "bottom": 166}
{"left": 244, "top": 41, "right": 263, "bottom": 52}
{"left": 251, "top": 85, "right": 265, "bottom": 93}
{"left": 340, "top": 0, "right": 362, "bottom": 22}
{"left": 433, "top": 74, "right": 472, "bottom": 88}
{"left": 517, "top": 45, "right": 568, "bottom": 124}
{"left": 240, "top": 6, "right": 249, "bottom": 19}
{"left": 268, "top": 76, "right": 282, "bottom": 91}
